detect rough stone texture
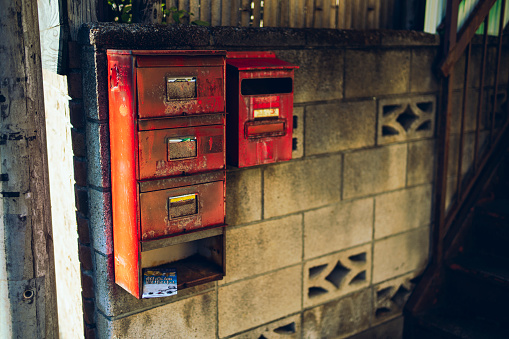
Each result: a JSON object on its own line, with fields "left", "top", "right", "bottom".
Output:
{"left": 264, "top": 155, "right": 342, "bottom": 218}
{"left": 292, "top": 106, "right": 304, "bottom": 159}
{"left": 345, "top": 49, "right": 410, "bottom": 98}
{"left": 82, "top": 46, "right": 109, "bottom": 121}
{"left": 225, "top": 168, "right": 262, "bottom": 225}
{"left": 230, "top": 314, "right": 301, "bottom": 339}
{"left": 374, "top": 185, "right": 433, "bottom": 239}
{"left": 343, "top": 144, "right": 407, "bottom": 199}
{"left": 302, "top": 288, "right": 372, "bottom": 339}
{"left": 222, "top": 215, "right": 302, "bottom": 284}
{"left": 88, "top": 188, "right": 113, "bottom": 255}
{"left": 373, "top": 227, "right": 429, "bottom": 283}
{"left": 377, "top": 95, "right": 436, "bottom": 145}
{"left": 410, "top": 48, "right": 440, "bottom": 93}
{"left": 96, "top": 291, "right": 217, "bottom": 339}
{"left": 372, "top": 272, "right": 417, "bottom": 326}
{"left": 304, "top": 244, "right": 371, "bottom": 308}
{"left": 93, "top": 253, "right": 215, "bottom": 317}
{"left": 275, "top": 49, "right": 344, "bottom": 103}
{"left": 87, "top": 121, "right": 111, "bottom": 188}
{"left": 212, "top": 27, "right": 306, "bottom": 47}
{"left": 304, "top": 198, "right": 373, "bottom": 260}
{"left": 305, "top": 100, "right": 376, "bottom": 155}
{"left": 218, "top": 265, "right": 301, "bottom": 338}
{"left": 348, "top": 316, "right": 404, "bottom": 339}
{"left": 407, "top": 139, "right": 436, "bottom": 186}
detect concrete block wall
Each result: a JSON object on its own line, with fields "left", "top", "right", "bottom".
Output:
{"left": 78, "top": 25, "right": 441, "bottom": 338}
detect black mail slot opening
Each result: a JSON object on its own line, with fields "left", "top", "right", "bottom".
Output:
{"left": 241, "top": 78, "right": 293, "bottom": 95}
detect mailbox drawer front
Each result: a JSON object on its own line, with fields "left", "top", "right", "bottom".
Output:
{"left": 137, "top": 67, "right": 224, "bottom": 118}
{"left": 139, "top": 125, "right": 224, "bottom": 179}
{"left": 139, "top": 180, "right": 224, "bottom": 240}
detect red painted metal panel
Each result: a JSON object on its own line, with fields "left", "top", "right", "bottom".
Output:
{"left": 137, "top": 66, "right": 224, "bottom": 118}
{"left": 107, "top": 51, "right": 140, "bottom": 298}
{"left": 138, "top": 124, "right": 225, "bottom": 179}
{"left": 139, "top": 173, "right": 225, "bottom": 240}
{"left": 226, "top": 54, "right": 297, "bottom": 167}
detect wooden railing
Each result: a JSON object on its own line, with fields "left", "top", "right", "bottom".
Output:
{"left": 407, "top": 0, "right": 509, "bottom": 314}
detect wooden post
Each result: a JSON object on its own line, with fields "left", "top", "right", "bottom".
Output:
{"left": 0, "top": 0, "right": 58, "bottom": 337}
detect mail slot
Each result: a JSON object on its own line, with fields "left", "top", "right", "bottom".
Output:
{"left": 107, "top": 50, "right": 226, "bottom": 299}
{"left": 226, "top": 51, "right": 298, "bottom": 167}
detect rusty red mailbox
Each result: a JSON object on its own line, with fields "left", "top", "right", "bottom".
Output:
{"left": 226, "top": 51, "right": 298, "bottom": 167}
{"left": 107, "top": 50, "right": 226, "bottom": 298}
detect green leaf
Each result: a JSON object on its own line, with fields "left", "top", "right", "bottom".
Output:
{"left": 191, "top": 20, "right": 210, "bottom": 26}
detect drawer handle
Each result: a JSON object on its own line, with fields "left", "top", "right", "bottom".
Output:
{"left": 168, "top": 194, "right": 198, "bottom": 219}
{"left": 167, "top": 137, "right": 197, "bottom": 160}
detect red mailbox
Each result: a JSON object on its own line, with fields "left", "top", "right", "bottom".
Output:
{"left": 107, "top": 50, "right": 226, "bottom": 298}
{"left": 226, "top": 51, "right": 298, "bottom": 167}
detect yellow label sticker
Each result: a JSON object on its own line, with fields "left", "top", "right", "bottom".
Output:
{"left": 254, "top": 108, "right": 279, "bottom": 118}
{"left": 169, "top": 194, "right": 196, "bottom": 203}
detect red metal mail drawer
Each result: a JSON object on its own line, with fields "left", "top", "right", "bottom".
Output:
{"left": 137, "top": 66, "right": 224, "bottom": 118}
{"left": 138, "top": 124, "right": 225, "bottom": 179}
{"left": 139, "top": 171, "right": 225, "bottom": 240}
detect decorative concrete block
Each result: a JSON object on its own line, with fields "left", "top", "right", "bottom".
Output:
{"left": 218, "top": 265, "right": 301, "bottom": 338}
{"left": 96, "top": 291, "right": 217, "bottom": 339}
{"left": 410, "top": 48, "right": 440, "bottom": 93}
{"left": 304, "top": 244, "right": 371, "bottom": 308}
{"left": 305, "top": 100, "right": 376, "bottom": 155}
{"left": 377, "top": 95, "right": 436, "bottom": 145}
{"left": 343, "top": 145, "right": 407, "bottom": 199}
{"left": 373, "top": 227, "right": 429, "bottom": 283}
{"left": 88, "top": 188, "right": 112, "bottom": 255}
{"left": 275, "top": 49, "right": 344, "bottom": 103}
{"left": 86, "top": 121, "right": 111, "bottom": 188}
{"left": 222, "top": 214, "right": 302, "bottom": 284}
{"left": 373, "top": 272, "right": 417, "bottom": 325}
{"left": 374, "top": 185, "right": 433, "bottom": 239}
{"left": 230, "top": 314, "right": 301, "bottom": 339}
{"left": 94, "top": 252, "right": 214, "bottom": 317}
{"left": 292, "top": 106, "right": 304, "bottom": 159}
{"left": 304, "top": 198, "right": 373, "bottom": 260}
{"left": 302, "top": 288, "right": 371, "bottom": 339}
{"left": 407, "top": 139, "right": 436, "bottom": 186}
{"left": 82, "top": 47, "right": 109, "bottom": 121}
{"left": 264, "top": 155, "right": 342, "bottom": 218}
{"left": 225, "top": 168, "right": 262, "bottom": 226}
{"left": 345, "top": 49, "right": 410, "bottom": 98}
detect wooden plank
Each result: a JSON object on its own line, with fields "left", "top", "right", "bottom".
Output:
{"left": 305, "top": 0, "right": 314, "bottom": 27}
{"left": 289, "top": 0, "right": 303, "bottom": 27}
{"left": 210, "top": 0, "right": 221, "bottom": 26}
{"left": 280, "top": 0, "right": 290, "bottom": 27}
{"left": 328, "top": 0, "right": 337, "bottom": 28}
{"left": 367, "top": 0, "right": 376, "bottom": 28}
{"left": 344, "top": 0, "right": 352, "bottom": 28}
{"left": 179, "top": 0, "right": 190, "bottom": 24}
{"left": 38, "top": 0, "right": 67, "bottom": 74}
{"left": 314, "top": 0, "right": 324, "bottom": 28}
{"left": 200, "top": 0, "right": 211, "bottom": 23}
{"left": 264, "top": 0, "right": 278, "bottom": 27}
{"left": 359, "top": 0, "right": 367, "bottom": 29}
{"left": 374, "top": 0, "right": 380, "bottom": 28}
{"left": 221, "top": 0, "right": 231, "bottom": 25}
{"left": 241, "top": 0, "right": 251, "bottom": 26}
{"left": 67, "top": 0, "right": 98, "bottom": 39}
{"left": 133, "top": 0, "right": 163, "bottom": 23}
{"left": 337, "top": 0, "right": 345, "bottom": 28}
{"left": 253, "top": 0, "right": 262, "bottom": 26}
{"left": 230, "top": 0, "right": 240, "bottom": 25}
{"left": 189, "top": 0, "right": 199, "bottom": 21}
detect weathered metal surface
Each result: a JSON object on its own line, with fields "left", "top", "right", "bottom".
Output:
{"left": 107, "top": 51, "right": 140, "bottom": 298}
{"left": 140, "top": 174, "right": 225, "bottom": 240}
{"left": 108, "top": 50, "right": 226, "bottom": 298}
{"left": 226, "top": 52, "right": 298, "bottom": 167}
